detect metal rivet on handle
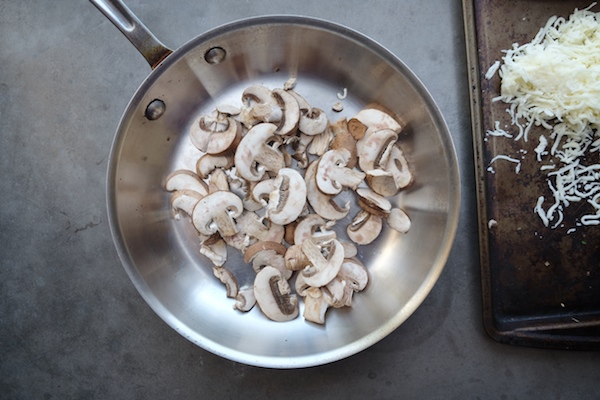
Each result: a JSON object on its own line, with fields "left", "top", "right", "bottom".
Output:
{"left": 204, "top": 47, "right": 226, "bottom": 64}
{"left": 145, "top": 99, "right": 166, "bottom": 120}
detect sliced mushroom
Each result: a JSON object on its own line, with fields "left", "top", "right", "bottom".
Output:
{"left": 200, "top": 238, "right": 227, "bottom": 267}
{"left": 305, "top": 160, "right": 350, "bottom": 221}
{"left": 251, "top": 177, "right": 277, "bottom": 207}
{"left": 300, "top": 238, "right": 345, "bottom": 287}
{"left": 387, "top": 207, "right": 411, "bottom": 234}
{"left": 338, "top": 258, "right": 369, "bottom": 292}
{"left": 351, "top": 107, "right": 403, "bottom": 134}
{"left": 307, "top": 129, "right": 332, "bottom": 156}
{"left": 170, "top": 189, "right": 204, "bottom": 219}
{"left": 236, "top": 211, "right": 285, "bottom": 243}
{"left": 386, "top": 144, "right": 414, "bottom": 190}
{"left": 357, "top": 128, "right": 398, "bottom": 172}
{"left": 284, "top": 244, "right": 311, "bottom": 271}
{"left": 244, "top": 241, "right": 291, "bottom": 280}
{"left": 355, "top": 187, "right": 392, "bottom": 218}
{"left": 330, "top": 117, "right": 358, "bottom": 169}
{"left": 234, "top": 122, "right": 285, "bottom": 182}
{"left": 234, "top": 286, "right": 256, "bottom": 312}
{"left": 207, "top": 168, "right": 230, "bottom": 194}
{"left": 346, "top": 210, "right": 383, "bottom": 245}
{"left": 299, "top": 108, "right": 328, "bottom": 136}
{"left": 165, "top": 170, "right": 209, "bottom": 197}
{"left": 294, "top": 214, "right": 336, "bottom": 245}
{"left": 316, "top": 148, "right": 366, "bottom": 195}
{"left": 190, "top": 112, "right": 241, "bottom": 154}
{"left": 240, "top": 85, "right": 282, "bottom": 126}
{"left": 272, "top": 88, "right": 301, "bottom": 136}
{"left": 322, "top": 277, "right": 352, "bottom": 308}
{"left": 192, "top": 191, "right": 244, "bottom": 237}
{"left": 266, "top": 168, "right": 307, "bottom": 226}
{"left": 196, "top": 153, "right": 234, "bottom": 179}
{"left": 254, "top": 266, "right": 299, "bottom": 322}
{"left": 213, "top": 267, "right": 238, "bottom": 298}
{"left": 302, "top": 287, "right": 329, "bottom": 324}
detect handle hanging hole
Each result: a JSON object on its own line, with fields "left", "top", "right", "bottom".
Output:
{"left": 205, "top": 47, "right": 226, "bottom": 64}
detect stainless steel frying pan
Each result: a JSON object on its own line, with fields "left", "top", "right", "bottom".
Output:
{"left": 91, "top": 0, "right": 460, "bottom": 368}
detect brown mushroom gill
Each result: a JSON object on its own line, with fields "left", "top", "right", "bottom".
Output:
{"left": 269, "top": 275, "right": 297, "bottom": 315}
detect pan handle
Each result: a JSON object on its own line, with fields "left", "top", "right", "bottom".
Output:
{"left": 89, "top": 0, "right": 173, "bottom": 69}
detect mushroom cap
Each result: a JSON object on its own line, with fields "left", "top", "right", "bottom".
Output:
{"left": 192, "top": 191, "right": 244, "bottom": 236}
{"left": 234, "top": 123, "right": 285, "bottom": 182}
{"left": 254, "top": 266, "right": 299, "bottom": 322}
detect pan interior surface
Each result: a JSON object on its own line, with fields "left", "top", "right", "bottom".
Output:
{"left": 107, "top": 16, "right": 460, "bottom": 368}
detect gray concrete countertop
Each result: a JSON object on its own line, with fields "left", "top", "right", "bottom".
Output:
{"left": 1, "top": 0, "right": 598, "bottom": 398}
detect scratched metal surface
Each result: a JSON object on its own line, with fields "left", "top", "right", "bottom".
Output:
{"left": 466, "top": 0, "right": 600, "bottom": 348}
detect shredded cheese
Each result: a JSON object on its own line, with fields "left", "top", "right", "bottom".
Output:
{"left": 487, "top": 3, "right": 600, "bottom": 229}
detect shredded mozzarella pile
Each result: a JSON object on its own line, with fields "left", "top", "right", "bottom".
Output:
{"left": 486, "top": 3, "right": 600, "bottom": 229}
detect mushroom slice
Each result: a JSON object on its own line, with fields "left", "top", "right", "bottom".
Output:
{"left": 272, "top": 88, "right": 301, "bottom": 136}
{"left": 266, "top": 168, "right": 307, "bottom": 226}
{"left": 200, "top": 238, "right": 228, "bottom": 267}
{"left": 234, "top": 122, "right": 285, "bottom": 182}
{"left": 351, "top": 107, "right": 403, "bottom": 134}
{"left": 316, "top": 148, "right": 366, "bottom": 195}
{"left": 284, "top": 244, "right": 311, "bottom": 271}
{"left": 387, "top": 207, "right": 411, "bottom": 234}
{"left": 357, "top": 128, "right": 398, "bottom": 172}
{"left": 346, "top": 210, "right": 383, "bottom": 245}
{"left": 302, "top": 287, "right": 329, "bottom": 324}
{"left": 190, "top": 112, "right": 241, "bottom": 154}
{"left": 236, "top": 211, "right": 285, "bottom": 244}
{"left": 251, "top": 177, "right": 277, "bottom": 207}
{"left": 240, "top": 85, "right": 282, "bottom": 126}
{"left": 338, "top": 258, "right": 369, "bottom": 292}
{"left": 386, "top": 144, "right": 414, "bottom": 190}
{"left": 322, "top": 277, "right": 352, "bottom": 308}
{"left": 355, "top": 187, "right": 392, "bottom": 218}
{"left": 170, "top": 189, "right": 204, "bottom": 219}
{"left": 330, "top": 118, "right": 358, "bottom": 169}
{"left": 192, "top": 191, "right": 244, "bottom": 237}
{"left": 254, "top": 266, "right": 299, "bottom": 322}
{"left": 207, "top": 168, "right": 230, "bottom": 194}
{"left": 340, "top": 241, "right": 358, "bottom": 258}
{"left": 165, "top": 170, "right": 209, "bottom": 197}
{"left": 307, "top": 129, "right": 332, "bottom": 156}
{"left": 244, "top": 241, "right": 291, "bottom": 280}
{"left": 300, "top": 238, "right": 345, "bottom": 287}
{"left": 299, "top": 107, "right": 328, "bottom": 136}
{"left": 305, "top": 160, "right": 350, "bottom": 221}
{"left": 196, "top": 153, "right": 234, "bottom": 179}
{"left": 234, "top": 286, "right": 256, "bottom": 312}
{"left": 213, "top": 267, "right": 238, "bottom": 298}
{"left": 294, "top": 214, "right": 336, "bottom": 245}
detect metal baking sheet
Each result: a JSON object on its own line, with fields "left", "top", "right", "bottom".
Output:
{"left": 463, "top": 0, "right": 600, "bottom": 349}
